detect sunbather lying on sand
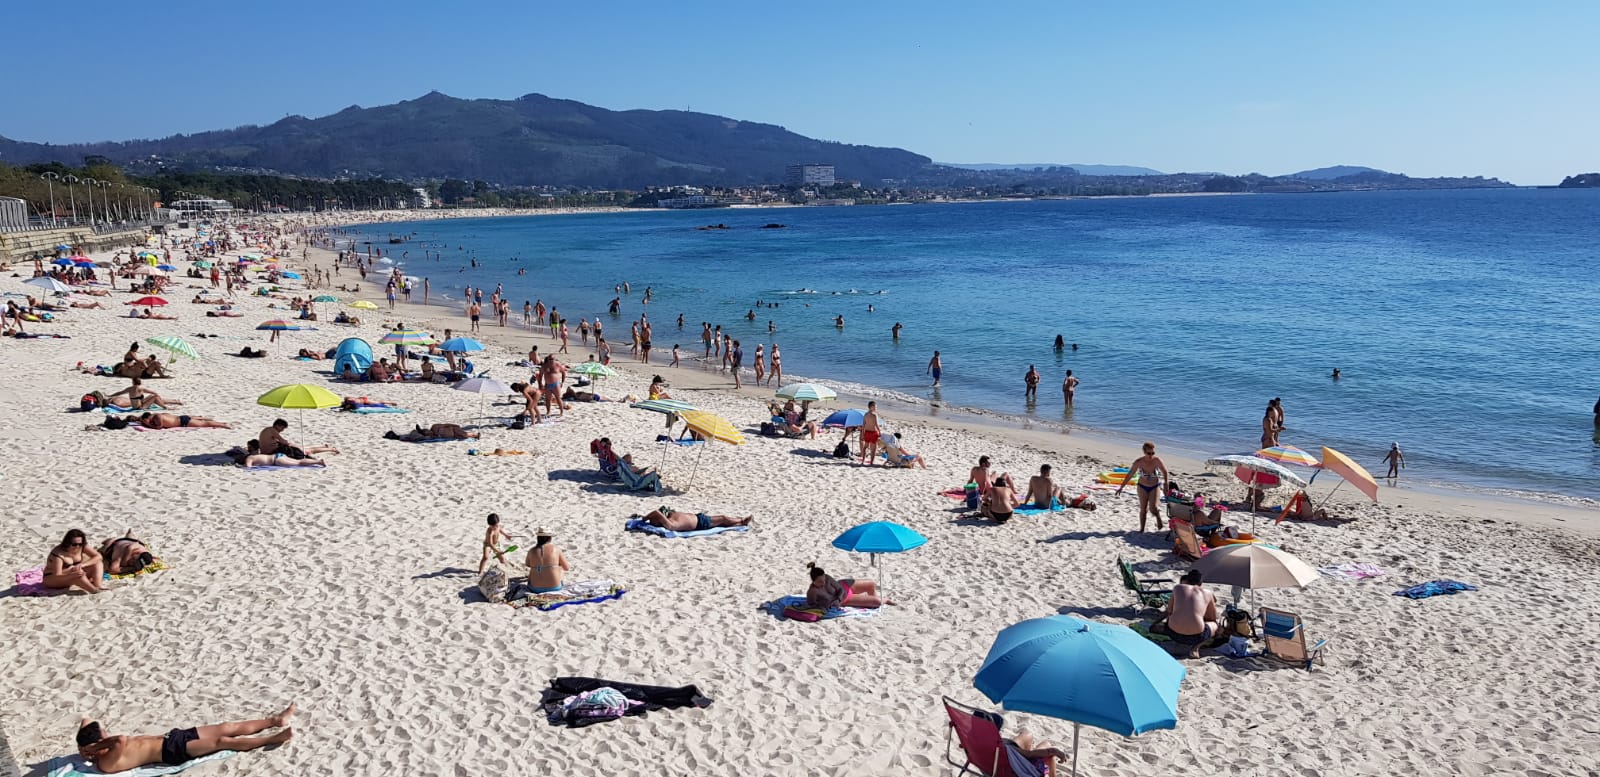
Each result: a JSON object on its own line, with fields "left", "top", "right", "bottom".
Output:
{"left": 74, "top": 703, "right": 294, "bottom": 773}
{"left": 386, "top": 423, "right": 481, "bottom": 441}
{"left": 138, "top": 412, "right": 231, "bottom": 429}
{"left": 99, "top": 532, "right": 157, "bottom": 575}
{"left": 296, "top": 348, "right": 324, "bottom": 360}
{"left": 639, "top": 508, "right": 752, "bottom": 532}
{"left": 805, "top": 562, "right": 894, "bottom": 608}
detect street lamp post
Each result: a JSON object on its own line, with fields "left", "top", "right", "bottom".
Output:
{"left": 64, "top": 175, "right": 80, "bottom": 225}
{"left": 39, "top": 173, "right": 60, "bottom": 227}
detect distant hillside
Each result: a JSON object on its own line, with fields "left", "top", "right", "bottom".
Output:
{"left": 1558, "top": 173, "right": 1600, "bottom": 188}
{"left": 0, "top": 92, "right": 931, "bottom": 188}
{"left": 1290, "top": 165, "right": 1387, "bottom": 180}
{"left": 942, "top": 162, "right": 1164, "bottom": 176}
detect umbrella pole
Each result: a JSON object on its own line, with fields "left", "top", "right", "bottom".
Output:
{"left": 1313, "top": 480, "right": 1347, "bottom": 515}
{"left": 1071, "top": 721, "right": 1080, "bottom": 777}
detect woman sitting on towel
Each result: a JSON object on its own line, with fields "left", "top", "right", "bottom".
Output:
{"left": 640, "top": 508, "right": 752, "bottom": 533}
{"left": 524, "top": 529, "right": 570, "bottom": 593}
{"left": 805, "top": 562, "right": 893, "bottom": 609}
{"left": 981, "top": 473, "right": 1021, "bottom": 524}
{"left": 44, "top": 529, "right": 104, "bottom": 594}
{"left": 98, "top": 532, "right": 157, "bottom": 575}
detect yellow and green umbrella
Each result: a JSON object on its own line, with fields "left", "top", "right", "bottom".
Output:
{"left": 257, "top": 383, "right": 343, "bottom": 432}
{"left": 350, "top": 300, "right": 379, "bottom": 311}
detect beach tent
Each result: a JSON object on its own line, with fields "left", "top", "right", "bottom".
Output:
{"left": 332, "top": 338, "right": 374, "bottom": 377}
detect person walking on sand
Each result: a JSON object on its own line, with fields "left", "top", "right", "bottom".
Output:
{"left": 730, "top": 339, "right": 743, "bottom": 388}
{"left": 1383, "top": 442, "right": 1406, "bottom": 480}
{"left": 767, "top": 343, "right": 782, "bottom": 386}
{"left": 423, "top": 277, "right": 429, "bottom": 305}
{"left": 753, "top": 344, "right": 765, "bottom": 384}
{"left": 1115, "top": 442, "right": 1171, "bottom": 532}
{"left": 859, "top": 401, "right": 882, "bottom": 465}
{"left": 74, "top": 703, "right": 295, "bottom": 773}
{"left": 1024, "top": 365, "right": 1040, "bottom": 399}
{"left": 927, "top": 351, "right": 943, "bottom": 387}
{"left": 468, "top": 301, "right": 481, "bottom": 333}
{"left": 1062, "top": 370, "right": 1079, "bottom": 406}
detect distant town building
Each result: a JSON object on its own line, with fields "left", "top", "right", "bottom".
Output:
{"left": 786, "top": 164, "right": 835, "bottom": 187}
{"left": 0, "top": 197, "right": 28, "bottom": 231}
{"left": 412, "top": 188, "right": 432, "bottom": 208}
{"left": 169, "top": 198, "right": 235, "bottom": 218}
{"left": 658, "top": 194, "right": 728, "bottom": 209}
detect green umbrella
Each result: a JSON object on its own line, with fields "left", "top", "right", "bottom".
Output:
{"left": 257, "top": 383, "right": 343, "bottom": 434}
{"left": 571, "top": 361, "right": 617, "bottom": 378}
{"left": 146, "top": 335, "right": 199, "bottom": 361}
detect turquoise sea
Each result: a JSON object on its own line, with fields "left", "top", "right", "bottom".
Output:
{"left": 352, "top": 189, "right": 1600, "bottom": 501}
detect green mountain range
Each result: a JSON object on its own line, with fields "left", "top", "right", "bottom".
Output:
{"left": 0, "top": 91, "right": 931, "bottom": 188}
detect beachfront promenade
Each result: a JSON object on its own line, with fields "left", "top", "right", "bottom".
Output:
{"left": 0, "top": 212, "right": 1596, "bottom": 776}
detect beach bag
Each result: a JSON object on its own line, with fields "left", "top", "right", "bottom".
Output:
{"left": 760, "top": 422, "right": 777, "bottom": 437}
{"left": 832, "top": 441, "right": 850, "bottom": 459}
{"left": 477, "top": 567, "right": 509, "bottom": 603}
{"left": 1225, "top": 608, "right": 1256, "bottom": 638}
{"left": 81, "top": 391, "right": 107, "bottom": 411}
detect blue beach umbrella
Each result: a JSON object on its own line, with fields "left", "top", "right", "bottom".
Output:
{"left": 52, "top": 257, "right": 73, "bottom": 266}
{"left": 832, "top": 521, "right": 926, "bottom": 593}
{"left": 974, "top": 615, "right": 1185, "bottom": 777}
{"left": 156, "top": 264, "right": 177, "bottom": 272}
{"left": 821, "top": 408, "right": 866, "bottom": 428}
{"left": 439, "top": 337, "right": 486, "bottom": 353}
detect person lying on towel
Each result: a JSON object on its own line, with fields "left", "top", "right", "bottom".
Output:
{"left": 640, "top": 508, "right": 752, "bottom": 533}
{"left": 805, "top": 562, "right": 894, "bottom": 608}
{"left": 74, "top": 703, "right": 295, "bottom": 773}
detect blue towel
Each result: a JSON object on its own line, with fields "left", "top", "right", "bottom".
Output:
{"left": 1015, "top": 498, "right": 1063, "bottom": 515}
{"left": 103, "top": 404, "right": 162, "bottom": 413}
{"left": 242, "top": 464, "right": 326, "bottom": 472}
{"left": 1393, "top": 579, "right": 1478, "bottom": 599}
{"left": 760, "top": 595, "right": 876, "bottom": 620}
{"left": 49, "top": 750, "right": 236, "bottom": 776}
{"left": 625, "top": 518, "right": 749, "bottom": 538}
{"left": 351, "top": 406, "right": 408, "bottom": 414}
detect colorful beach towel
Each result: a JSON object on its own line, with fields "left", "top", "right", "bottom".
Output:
{"left": 107, "top": 558, "right": 169, "bottom": 581}
{"left": 103, "top": 404, "right": 163, "bottom": 414}
{"left": 510, "top": 580, "right": 627, "bottom": 611}
{"left": 48, "top": 749, "right": 236, "bottom": 777}
{"left": 625, "top": 518, "right": 749, "bottom": 539}
{"left": 761, "top": 595, "right": 877, "bottom": 622}
{"left": 939, "top": 488, "right": 969, "bottom": 500}
{"left": 1393, "top": 580, "right": 1478, "bottom": 599}
{"left": 1319, "top": 562, "right": 1389, "bottom": 580}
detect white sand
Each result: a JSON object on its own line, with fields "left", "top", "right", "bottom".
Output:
{"left": 0, "top": 216, "right": 1597, "bottom": 777}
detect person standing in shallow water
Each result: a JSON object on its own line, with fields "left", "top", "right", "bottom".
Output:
{"left": 1383, "top": 443, "right": 1406, "bottom": 480}
{"left": 1024, "top": 365, "right": 1040, "bottom": 399}
{"left": 1062, "top": 370, "right": 1079, "bottom": 406}
{"left": 927, "top": 351, "right": 942, "bottom": 387}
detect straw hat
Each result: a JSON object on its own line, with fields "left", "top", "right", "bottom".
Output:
{"left": 535, "top": 527, "right": 553, "bottom": 539}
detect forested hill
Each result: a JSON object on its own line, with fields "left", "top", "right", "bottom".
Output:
{"left": 0, "top": 92, "right": 931, "bottom": 188}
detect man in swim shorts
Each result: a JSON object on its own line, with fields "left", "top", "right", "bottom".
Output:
{"left": 1026, "top": 464, "right": 1068, "bottom": 510}
{"left": 75, "top": 703, "right": 295, "bottom": 772}
{"left": 927, "top": 351, "right": 942, "bottom": 387}
{"left": 639, "top": 508, "right": 753, "bottom": 532}
{"left": 858, "top": 401, "right": 882, "bottom": 465}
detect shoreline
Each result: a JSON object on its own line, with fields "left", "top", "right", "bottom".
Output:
{"left": 316, "top": 226, "right": 1598, "bottom": 537}
{"left": 322, "top": 210, "right": 1598, "bottom": 532}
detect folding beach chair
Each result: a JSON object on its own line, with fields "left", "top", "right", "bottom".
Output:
{"left": 1260, "top": 607, "right": 1329, "bottom": 670}
{"left": 617, "top": 463, "right": 662, "bottom": 493}
{"left": 942, "top": 696, "right": 1055, "bottom": 777}
{"left": 1117, "top": 556, "right": 1173, "bottom": 611}
{"left": 1170, "top": 519, "right": 1208, "bottom": 561}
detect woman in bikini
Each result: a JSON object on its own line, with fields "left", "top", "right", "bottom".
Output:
{"left": 44, "top": 529, "right": 104, "bottom": 593}
{"left": 524, "top": 529, "right": 570, "bottom": 593}
{"left": 982, "top": 472, "right": 1020, "bottom": 524}
{"left": 805, "top": 563, "right": 893, "bottom": 608}
{"left": 767, "top": 345, "right": 782, "bottom": 386}
{"left": 1115, "top": 441, "right": 1171, "bottom": 532}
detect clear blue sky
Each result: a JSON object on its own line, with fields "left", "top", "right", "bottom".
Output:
{"left": 8, "top": 2, "right": 1594, "bottom": 183}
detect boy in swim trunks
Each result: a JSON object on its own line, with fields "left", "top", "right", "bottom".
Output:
{"left": 858, "top": 401, "right": 882, "bottom": 465}
{"left": 75, "top": 703, "right": 295, "bottom": 773}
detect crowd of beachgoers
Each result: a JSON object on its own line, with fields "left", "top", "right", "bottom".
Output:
{"left": 0, "top": 212, "right": 1595, "bottom": 777}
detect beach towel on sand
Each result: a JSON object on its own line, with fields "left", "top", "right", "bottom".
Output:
{"left": 538, "top": 676, "right": 712, "bottom": 728}
{"left": 48, "top": 750, "right": 236, "bottom": 777}
{"left": 509, "top": 580, "right": 627, "bottom": 611}
{"left": 1394, "top": 580, "right": 1478, "bottom": 599}
{"left": 350, "top": 406, "right": 408, "bottom": 414}
{"left": 1319, "top": 562, "right": 1389, "bottom": 580}
{"left": 625, "top": 518, "right": 749, "bottom": 539}
{"left": 103, "top": 404, "right": 163, "bottom": 413}
{"left": 1015, "top": 498, "right": 1064, "bottom": 515}
{"left": 107, "top": 558, "right": 169, "bottom": 581}
{"left": 761, "top": 595, "right": 877, "bottom": 622}
{"left": 13, "top": 567, "right": 61, "bottom": 597}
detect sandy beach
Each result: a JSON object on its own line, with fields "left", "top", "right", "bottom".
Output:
{"left": 1, "top": 214, "right": 1597, "bottom": 777}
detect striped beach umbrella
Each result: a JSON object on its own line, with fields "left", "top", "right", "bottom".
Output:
{"left": 257, "top": 320, "right": 300, "bottom": 331}
{"left": 379, "top": 329, "right": 437, "bottom": 346}
{"left": 146, "top": 335, "right": 199, "bottom": 361}
{"left": 1255, "top": 445, "right": 1322, "bottom": 469}
{"left": 570, "top": 361, "right": 617, "bottom": 379}
{"left": 776, "top": 383, "right": 837, "bottom": 403}
{"left": 630, "top": 398, "right": 698, "bottom": 415}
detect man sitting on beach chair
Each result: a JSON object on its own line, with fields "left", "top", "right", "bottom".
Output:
{"left": 881, "top": 433, "right": 927, "bottom": 469}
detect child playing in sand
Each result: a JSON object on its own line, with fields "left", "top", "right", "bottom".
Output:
{"left": 479, "top": 513, "right": 521, "bottom": 574}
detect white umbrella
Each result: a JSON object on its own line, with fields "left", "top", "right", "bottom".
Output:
{"left": 25, "top": 276, "right": 71, "bottom": 293}
{"left": 1192, "top": 543, "right": 1319, "bottom": 611}
{"left": 453, "top": 376, "right": 512, "bottom": 419}
{"left": 1204, "top": 454, "right": 1309, "bottom": 532}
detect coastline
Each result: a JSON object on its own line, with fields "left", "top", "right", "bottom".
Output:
{"left": 328, "top": 209, "right": 1599, "bottom": 533}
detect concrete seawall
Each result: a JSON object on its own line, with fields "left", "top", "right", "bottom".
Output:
{"left": 0, "top": 225, "right": 150, "bottom": 263}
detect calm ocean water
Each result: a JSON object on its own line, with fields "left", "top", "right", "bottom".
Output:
{"left": 352, "top": 190, "right": 1600, "bottom": 500}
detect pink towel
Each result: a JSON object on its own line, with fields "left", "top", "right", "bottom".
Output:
{"left": 13, "top": 567, "right": 56, "bottom": 596}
